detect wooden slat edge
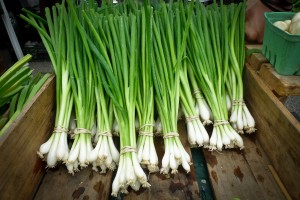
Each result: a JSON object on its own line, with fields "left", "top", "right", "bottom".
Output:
{"left": 259, "top": 63, "right": 300, "bottom": 96}
{"left": 245, "top": 44, "right": 268, "bottom": 71}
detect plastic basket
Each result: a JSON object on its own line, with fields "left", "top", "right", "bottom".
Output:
{"left": 262, "top": 12, "right": 300, "bottom": 75}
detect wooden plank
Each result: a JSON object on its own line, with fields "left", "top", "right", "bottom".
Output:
{"left": 243, "top": 64, "right": 300, "bottom": 200}
{"left": 124, "top": 121, "right": 201, "bottom": 200}
{"left": 203, "top": 136, "right": 285, "bottom": 200}
{"left": 258, "top": 63, "right": 300, "bottom": 96}
{"left": 0, "top": 76, "right": 55, "bottom": 200}
{"left": 34, "top": 165, "right": 113, "bottom": 200}
{"left": 245, "top": 44, "right": 268, "bottom": 71}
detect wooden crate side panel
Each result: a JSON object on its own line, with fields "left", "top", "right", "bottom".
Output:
{"left": 0, "top": 76, "right": 55, "bottom": 200}
{"left": 244, "top": 65, "right": 300, "bottom": 200}
{"left": 203, "top": 136, "right": 285, "bottom": 200}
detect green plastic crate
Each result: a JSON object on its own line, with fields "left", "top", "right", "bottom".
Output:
{"left": 262, "top": 12, "right": 300, "bottom": 75}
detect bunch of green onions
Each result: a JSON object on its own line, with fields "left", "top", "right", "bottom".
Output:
{"left": 0, "top": 55, "right": 32, "bottom": 133}
{"left": 82, "top": 1, "right": 151, "bottom": 194}
{"left": 180, "top": 60, "right": 210, "bottom": 148}
{"left": 0, "top": 54, "right": 50, "bottom": 135}
{"left": 0, "top": 55, "right": 32, "bottom": 109}
{"left": 83, "top": 9, "right": 120, "bottom": 174}
{"left": 65, "top": 0, "right": 98, "bottom": 173}
{"left": 151, "top": 1, "right": 193, "bottom": 174}
{"left": 187, "top": 66, "right": 213, "bottom": 126}
{"left": 187, "top": 1, "right": 247, "bottom": 151}
{"left": 18, "top": 0, "right": 257, "bottom": 196}
{"left": 225, "top": 3, "right": 256, "bottom": 134}
{"left": 21, "top": 3, "right": 73, "bottom": 168}
{"left": 136, "top": 6, "right": 159, "bottom": 173}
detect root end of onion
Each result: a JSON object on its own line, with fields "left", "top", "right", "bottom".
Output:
{"left": 141, "top": 160, "right": 150, "bottom": 165}
{"left": 111, "top": 192, "right": 118, "bottom": 197}
{"left": 142, "top": 182, "right": 151, "bottom": 188}
{"left": 209, "top": 146, "right": 217, "bottom": 151}
{"left": 245, "top": 127, "right": 256, "bottom": 134}
{"left": 148, "top": 165, "right": 159, "bottom": 173}
{"left": 37, "top": 151, "right": 44, "bottom": 159}
{"left": 203, "top": 120, "right": 213, "bottom": 126}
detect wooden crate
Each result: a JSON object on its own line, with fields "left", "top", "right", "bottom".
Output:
{"left": 258, "top": 63, "right": 300, "bottom": 97}
{"left": 243, "top": 64, "right": 300, "bottom": 200}
{"left": 0, "top": 75, "right": 55, "bottom": 200}
{"left": 203, "top": 65, "right": 300, "bottom": 200}
{"left": 246, "top": 44, "right": 268, "bottom": 71}
{"left": 246, "top": 44, "right": 300, "bottom": 97}
{"left": 0, "top": 66, "right": 299, "bottom": 200}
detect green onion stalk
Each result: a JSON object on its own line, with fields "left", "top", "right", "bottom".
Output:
{"left": 111, "top": 14, "right": 151, "bottom": 195}
{"left": 187, "top": 1, "right": 244, "bottom": 151}
{"left": 87, "top": 59, "right": 120, "bottom": 173}
{"left": 186, "top": 65, "right": 213, "bottom": 125}
{"left": 0, "top": 72, "right": 50, "bottom": 135}
{"left": 174, "top": 1, "right": 210, "bottom": 147}
{"left": 178, "top": 1, "right": 213, "bottom": 126}
{"left": 112, "top": 118, "right": 120, "bottom": 135}
{"left": 65, "top": 0, "right": 97, "bottom": 174}
{"left": 152, "top": 1, "right": 193, "bottom": 174}
{"left": 0, "top": 54, "right": 32, "bottom": 135}
{"left": 21, "top": 3, "right": 73, "bottom": 167}
{"left": 0, "top": 54, "right": 32, "bottom": 109}
{"left": 83, "top": 2, "right": 151, "bottom": 195}
{"left": 154, "top": 117, "right": 162, "bottom": 135}
{"left": 225, "top": 2, "right": 256, "bottom": 134}
{"left": 180, "top": 60, "right": 210, "bottom": 148}
{"left": 136, "top": 5, "right": 159, "bottom": 173}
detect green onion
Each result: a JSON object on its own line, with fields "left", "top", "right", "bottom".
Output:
{"left": 187, "top": 1, "right": 244, "bottom": 151}
{"left": 22, "top": 2, "right": 73, "bottom": 168}
{"left": 0, "top": 53, "right": 50, "bottom": 137}
{"left": 152, "top": 0, "right": 193, "bottom": 174}
{"left": 82, "top": 9, "right": 120, "bottom": 174}
{"left": 136, "top": 5, "right": 159, "bottom": 173}
{"left": 0, "top": 54, "right": 32, "bottom": 108}
{"left": 82, "top": 0, "right": 150, "bottom": 194}
{"left": 0, "top": 72, "right": 50, "bottom": 136}
{"left": 225, "top": 2, "right": 256, "bottom": 134}
{"left": 180, "top": 59, "right": 210, "bottom": 148}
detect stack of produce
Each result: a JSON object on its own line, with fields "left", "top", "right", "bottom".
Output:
{"left": 21, "top": 0, "right": 255, "bottom": 196}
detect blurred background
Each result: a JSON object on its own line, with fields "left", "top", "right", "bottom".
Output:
{"left": 0, "top": 0, "right": 59, "bottom": 74}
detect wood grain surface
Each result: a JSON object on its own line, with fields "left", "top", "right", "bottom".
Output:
{"left": 203, "top": 135, "right": 286, "bottom": 200}
{"left": 34, "top": 165, "right": 113, "bottom": 200}
{"left": 245, "top": 44, "right": 268, "bottom": 71}
{"left": 0, "top": 76, "right": 55, "bottom": 200}
{"left": 259, "top": 63, "right": 300, "bottom": 97}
